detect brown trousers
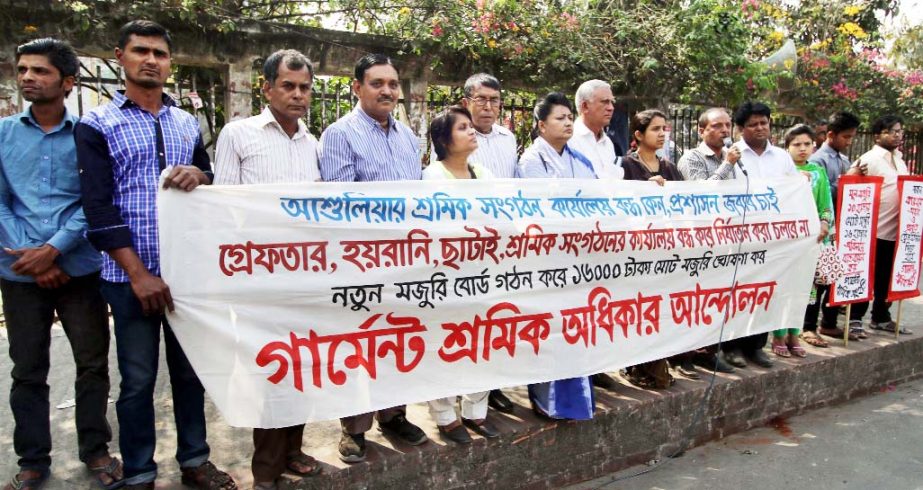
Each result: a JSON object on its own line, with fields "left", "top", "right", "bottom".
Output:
{"left": 251, "top": 424, "right": 305, "bottom": 482}
{"left": 340, "top": 406, "right": 405, "bottom": 434}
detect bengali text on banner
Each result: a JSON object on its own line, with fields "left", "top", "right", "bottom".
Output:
{"left": 888, "top": 175, "right": 923, "bottom": 302}
{"left": 159, "top": 176, "right": 820, "bottom": 428}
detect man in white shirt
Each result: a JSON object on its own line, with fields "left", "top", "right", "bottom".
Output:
{"left": 570, "top": 80, "right": 623, "bottom": 180}
{"left": 460, "top": 73, "right": 519, "bottom": 178}
{"left": 849, "top": 115, "right": 913, "bottom": 335}
{"left": 213, "top": 49, "right": 323, "bottom": 487}
{"left": 720, "top": 101, "right": 796, "bottom": 370}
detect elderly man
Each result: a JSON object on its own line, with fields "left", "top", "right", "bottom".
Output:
{"left": 213, "top": 49, "right": 323, "bottom": 489}
{"left": 1, "top": 38, "right": 122, "bottom": 490}
{"left": 848, "top": 115, "right": 913, "bottom": 336}
{"left": 570, "top": 79, "right": 623, "bottom": 180}
{"left": 675, "top": 107, "right": 740, "bottom": 374}
{"left": 319, "top": 53, "right": 429, "bottom": 463}
{"left": 76, "top": 20, "right": 236, "bottom": 489}
{"left": 459, "top": 73, "right": 519, "bottom": 178}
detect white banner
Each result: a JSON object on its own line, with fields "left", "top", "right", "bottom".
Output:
{"left": 831, "top": 176, "right": 882, "bottom": 305}
{"left": 159, "top": 176, "right": 819, "bottom": 428}
{"left": 888, "top": 175, "right": 923, "bottom": 301}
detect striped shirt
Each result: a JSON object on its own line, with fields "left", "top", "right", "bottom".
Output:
{"left": 318, "top": 107, "right": 421, "bottom": 182}
{"left": 677, "top": 142, "right": 739, "bottom": 181}
{"left": 471, "top": 124, "right": 518, "bottom": 178}
{"left": 76, "top": 91, "right": 211, "bottom": 282}
{"left": 516, "top": 137, "right": 597, "bottom": 180}
{"left": 214, "top": 108, "right": 320, "bottom": 185}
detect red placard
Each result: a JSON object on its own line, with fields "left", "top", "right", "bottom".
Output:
{"left": 829, "top": 174, "right": 883, "bottom": 306}
{"left": 886, "top": 175, "right": 923, "bottom": 301}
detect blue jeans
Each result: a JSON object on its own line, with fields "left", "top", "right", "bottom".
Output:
{"left": 100, "top": 281, "right": 209, "bottom": 484}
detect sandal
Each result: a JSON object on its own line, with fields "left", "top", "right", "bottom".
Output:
{"left": 4, "top": 470, "right": 49, "bottom": 490}
{"left": 87, "top": 456, "right": 123, "bottom": 490}
{"left": 788, "top": 345, "right": 807, "bottom": 358}
{"left": 772, "top": 343, "right": 791, "bottom": 357}
{"left": 870, "top": 321, "right": 913, "bottom": 335}
{"left": 286, "top": 453, "right": 322, "bottom": 477}
{"left": 800, "top": 332, "right": 829, "bottom": 348}
{"left": 850, "top": 327, "right": 869, "bottom": 340}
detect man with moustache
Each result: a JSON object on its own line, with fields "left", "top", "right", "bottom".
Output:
{"left": 719, "top": 101, "right": 798, "bottom": 370}
{"left": 319, "top": 53, "right": 428, "bottom": 463}
{"left": 76, "top": 20, "right": 236, "bottom": 489}
{"left": 675, "top": 107, "right": 741, "bottom": 375}
{"left": 213, "top": 49, "right": 322, "bottom": 488}
{"left": 848, "top": 115, "right": 914, "bottom": 336}
{"left": 0, "top": 38, "right": 123, "bottom": 490}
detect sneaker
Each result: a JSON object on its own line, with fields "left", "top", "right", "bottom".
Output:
{"left": 378, "top": 414, "right": 428, "bottom": 445}
{"left": 338, "top": 431, "right": 367, "bottom": 463}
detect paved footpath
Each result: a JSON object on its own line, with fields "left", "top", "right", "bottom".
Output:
{"left": 570, "top": 377, "right": 923, "bottom": 490}
{"left": 2, "top": 293, "right": 922, "bottom": 489}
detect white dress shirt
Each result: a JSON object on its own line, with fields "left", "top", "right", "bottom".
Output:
{"left": 214, "top": 108, "right": 321, "bottom": 184}
{"left": 470, "top": 124, "right": 519, "bottom": 178}
{"left": 736, "top": 140, "right": 796, "bottom": 179}
{"left": 569, "top": 118, "right": 623, "bottom": 179}
{"left": 862, "top": 145, "right": 909, "bottom": 241}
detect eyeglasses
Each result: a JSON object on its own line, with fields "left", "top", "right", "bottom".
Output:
{"left": 881, "top": 128, "right": 904, "bottom": 136}
{"left": 468, "top": 96, "right": 502, "bottom": 107}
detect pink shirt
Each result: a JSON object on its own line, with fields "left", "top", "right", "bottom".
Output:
{"left": 861, "top": 145, "right": 908, "bottom": 241}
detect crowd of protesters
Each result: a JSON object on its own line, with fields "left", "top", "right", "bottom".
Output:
{"left": 1, "top": 19, "right": 913, "bottom": 490}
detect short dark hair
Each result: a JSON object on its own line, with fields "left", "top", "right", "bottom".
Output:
{"left": 826, "top": 112, "right": 860, "bottom": 134}
{"left": 429, "top": 106, "right": 473, "bottom": 161}
{"left": 733, "top": 101, "right": 772, "bottom": 126}
{"left": 15, "top": 38, "right": 79, "bottom": 79}
{"left": 630, "top": 109, "right": 668, "bottom": 143}
{"left": 463, "top": 73, "right": 501, "bottom": 98}
{"left": 263, "top": 49, "right": 314, "bottom": 85}
{"left": 783, "top": 124, "right": 816, "bottom": 147}
{"left": 531, "top": 92, "right": 573, "bottom": 140}
{"left": 871, "top": 114, "right": 903, "bottom": 135}
{"left": 354, "top": 53, "right": 397, "bottom": 83}
{"left": 118, "top": 20, "right": 173, "bottom": 53}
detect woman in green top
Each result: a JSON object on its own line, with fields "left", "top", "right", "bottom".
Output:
{"left": 773, "top": 124, "right": 833, "bottom": 358}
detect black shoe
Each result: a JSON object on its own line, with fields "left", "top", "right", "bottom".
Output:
{"left": 675, "top": 359, "right": 700, "bottom": 379}
{"left": 748, "top": 349, "right": 774, "bottom": 368}
{"left": 438, "top": 423, "right": 473, "bottom": 444}
{"left": 378, "top": 414, "right": 428, "bottom": 445}
{"left": 722, "top": 349, "right": 747, "bottom": 368}
{"left": 591, "top": 372, "right": 619, "bottom": 391}
{"left": 696, "top": 352, "right": 736, "bottom": 373}
{"left": 462, "top": 417, "right": 500, "bottom": 439}
{"left": 488, "top": 389, "right": 515, "bottom": 413}
{"left": 338, "top": 431, "right": 366, "bottom": 463}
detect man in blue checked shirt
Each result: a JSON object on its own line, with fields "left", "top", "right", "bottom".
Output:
{"left": 75, "top": 21, "right": 236, "bottom": 490}
{"left": 0, "top": 38, "right": 124, "bottom": 490}
{"left": 318, "top": 53, "right": 428, "bottom": 464}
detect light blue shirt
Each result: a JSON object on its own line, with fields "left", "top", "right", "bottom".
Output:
{"left": 516, "top": 137, "right": 597, "bottom": 180}
{"left": 318, "top": 106, "right": 422, "bottom": 182}
{"left": 0, "top": 108, "right": 101, "bottom": 282}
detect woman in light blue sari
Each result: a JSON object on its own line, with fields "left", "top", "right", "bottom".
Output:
{"left": 517, "top": 92, "right": 596, "bottom": 420}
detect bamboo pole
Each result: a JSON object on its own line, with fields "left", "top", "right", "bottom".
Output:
{"left": 844, "top": 304, "right": 851, "bottom": 346}
{"left": 895, "top": 300, "right": 904, "bottom": 338}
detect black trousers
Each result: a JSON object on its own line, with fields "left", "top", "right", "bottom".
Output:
{"left": 850, "top": 238, "right": 895, "bottom": 324}
{"left": 722, "top": 333, "right": 769, "bottom": 355}
{"left": 803, "top": 284, "right": 840, "bottom": 331}
{"left": 1, "top": 273, "right": 112, "bottom": 472}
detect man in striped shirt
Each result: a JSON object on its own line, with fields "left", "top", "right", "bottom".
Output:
{"left": 318, "top": 53, "right": 428, "bottom": 463}
{"left": 213, "top": 49, "right": 322, "bottom": 488}
{"left": 76, "top": 21, "right": 236, "bottom": 490}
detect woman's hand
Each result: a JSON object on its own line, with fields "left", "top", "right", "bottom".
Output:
{"left": 818, "top": 220, "right": 829, "bottom": 243}
{"left": 648, "top": 175, "right": 665, "bottom": 186}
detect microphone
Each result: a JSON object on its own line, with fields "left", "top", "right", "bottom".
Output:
{"left": 724, "top": 137, "right": 747, "bottom": 176}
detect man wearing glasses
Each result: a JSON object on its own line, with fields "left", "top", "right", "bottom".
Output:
{"left": 459, "top": 73, "right": 519, "bottom": 178}
{"left": 848, "top": 115, "right": 914, "bottom": 335}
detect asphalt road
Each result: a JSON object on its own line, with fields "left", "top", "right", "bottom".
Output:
{"left": 570, "top": 377, "right": 923, "bottom": 490}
